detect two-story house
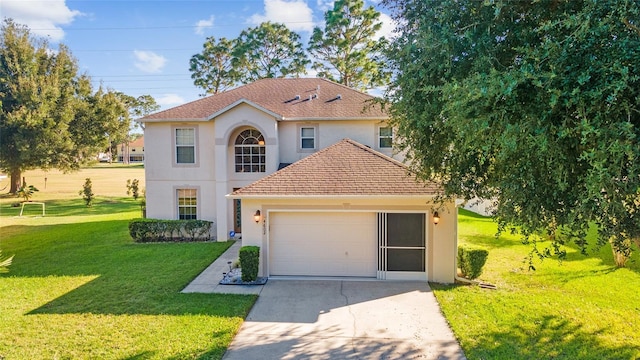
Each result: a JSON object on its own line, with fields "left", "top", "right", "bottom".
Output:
{"left": 140, "top": 78, "right": 457, "bottom": 282}
{"left": 116, "top": 136, "right": 145, "bottom": 163}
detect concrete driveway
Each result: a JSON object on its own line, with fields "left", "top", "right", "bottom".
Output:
{"left": 223, "top": 280, "right": 466, "bottom": 360}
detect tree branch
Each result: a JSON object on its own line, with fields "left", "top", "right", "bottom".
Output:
{"left": 623, "top": 18, "right": 640, "bottom": 36}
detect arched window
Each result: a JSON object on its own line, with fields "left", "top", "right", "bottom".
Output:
{"left": 234, "top": 129, "right": 265, "bottom": 172}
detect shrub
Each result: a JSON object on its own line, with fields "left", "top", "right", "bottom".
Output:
{"left": 458, "top": 246, "right": 489, "bottom": 280}
{"left": 17, "top": 181, "right": 38, "bottom": 202}
{"left": 126, "top": 179, "right": 140, "bottom": 200}
{"left": 128, "top": 219, "right": 213, "bottom": 242}
{"left": 79, "top": 178, "right": 94, "bottom": 207}
{"left": 239, "top": 246, "right": 260, "bottom": 282}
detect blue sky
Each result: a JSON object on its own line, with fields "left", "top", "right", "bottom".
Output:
{"left": 1, "top": 0, "right": 394, "bottom": 111}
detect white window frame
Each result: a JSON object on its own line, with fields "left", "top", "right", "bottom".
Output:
{"left": 173, "top": 126, "right": 198, "bottom": 167}
{"left": 176, "top": 188, "right": 199, "bottom": 220}
{"left": 297, "top": 124, "right": 318, "bottom": 152}
{"left": 378, "top": 126, "right": 393, "bottom": 149}
{"left": 234, "top": 128, "right": 266, "bottom": 173}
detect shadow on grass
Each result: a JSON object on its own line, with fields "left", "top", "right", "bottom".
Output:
{"left": 2, "top": 218, "right": 255, "bottom": 317}
{"left": 465, "top": 314, "right": 640, "bottom": 360}
{"left": 431, "top": 284, "right": 639, "bottom": 359}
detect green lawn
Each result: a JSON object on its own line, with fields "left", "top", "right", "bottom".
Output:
{"left": 0, "top": 167, "right": 256, "bottom": 359}
{"left": 3, "top": 168, "right": 639, "bottom": 359}
{"left": 434, "top": 209, "right": 640, "bottom": 360}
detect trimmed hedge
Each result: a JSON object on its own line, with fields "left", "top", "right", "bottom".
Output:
{"left": 239, "top": 246, "right": 260, "bottom": 282}
{"left": 457, "top": 245, "right": 489, "bottom": 280}
{"left": 129, "top": 219, "right": 212, "bottom": 242}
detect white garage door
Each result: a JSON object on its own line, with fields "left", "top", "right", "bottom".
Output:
{"left": 269, "top": 212, "right": 377, "bottom": 277}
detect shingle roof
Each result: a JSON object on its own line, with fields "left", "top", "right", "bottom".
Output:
{"left": 229, "top": 139, "right": 441, "bottom": 197}
{"left": 141, "top": 78, "right": 387, "bottom": 121}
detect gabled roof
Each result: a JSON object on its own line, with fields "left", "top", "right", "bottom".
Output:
{"left": 118, "top": 137, "right": 144, "bottom": 148}
{"left": 228, "top": 139, "right": 441, "bottom": 198}
{"left": 141, "top": 78, "right": 387, "bottom": 122}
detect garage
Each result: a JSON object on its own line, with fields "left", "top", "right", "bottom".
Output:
{"left": 228, "top": 139, "right": 458, "bottom": 283}
{"left": 269, "top": 212, "right": 377, "bottom": 277}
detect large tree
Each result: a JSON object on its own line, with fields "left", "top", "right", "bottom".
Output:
{"left": 0, "top": 20, "right": 132, "bottom": 193}
{"left": 233, "top": 22, "right": 309, "bottom": 83}
{"left": 189, "top": 37, "right": 238, "bottom": 96}
{"left": 308, "top": 0, "right": 389, "bottom": 90}
{"left": 383, "top": 0, "right": 640, "bottom": 265}
{"left": 190, "top": 22, "right": 309, "bottom": 94}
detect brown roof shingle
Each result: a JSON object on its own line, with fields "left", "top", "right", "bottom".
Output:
{"left": 229, "top": 139, "right": 441, "bottom": 197}
{"left": 141, "top": 78, "right": 387, "bottom": 121}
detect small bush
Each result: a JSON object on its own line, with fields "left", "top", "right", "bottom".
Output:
{"left": 79, "top": 178, "right": 94, "bottom": 207}
{"left": 239, "top": 246, "right": 260, "bottom": 282}
{"left": 17, "top": 181, "right": 38, "bottom": 202}
{"left": 126, "top": 179, "right": 140, "bottom": 200}
{"left": 458, "top": 246, "right": 489, "bottom": 280}
{"left": 128, "top": 219, "right": 213, "bottom": 242}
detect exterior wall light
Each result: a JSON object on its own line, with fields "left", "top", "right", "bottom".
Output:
{"left": 254, "top": 210, "right": 261, "bottom": 223}
{"left": 433, "top": 211, "right": 440, "bottom": 225}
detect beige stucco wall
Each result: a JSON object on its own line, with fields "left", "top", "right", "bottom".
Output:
{"left": 237, "top": 197, "right": 458, "bottom": 283}
{"left": 277, "top": 120, "right": 396, "bottom": 164}
{"left": 143, "top": 102, "right": 398, "bottom": 242}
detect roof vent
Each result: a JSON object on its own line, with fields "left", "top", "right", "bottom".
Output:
{"left": 336, "top": 94, "right": 342, "bottom": 100}
{"left": 312, "top": 93, "right": 318, "bottom": 99}
{"left": 294, "top": 95, "right": 300, "bottom": 100}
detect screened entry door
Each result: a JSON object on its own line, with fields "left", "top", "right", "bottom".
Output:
{"left": 378, "top": 213, "right": 426, "bottom": 277}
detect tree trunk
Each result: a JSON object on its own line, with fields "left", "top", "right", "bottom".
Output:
{"left": 610, "top": 238, "right": 631, "bottom": 268}
{"left": 9, "top": 168, "right": 21, "bottom": 194}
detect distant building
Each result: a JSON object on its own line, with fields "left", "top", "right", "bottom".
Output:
{"left": 117, "top": 137, "right": 145, "bottom": 163}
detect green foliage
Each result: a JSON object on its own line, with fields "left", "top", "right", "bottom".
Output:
{"left": 128, "top": 219, "right": 213, "bottom": 242}
{"left": 383, "top": 0, "right": 640, "bottom": 262}
{"left": 308, "top": 0, "right": 389, "bottom": 90}
{"left": 190, "top": 22, "right": 308, "bottom": 94}
{"left": 0, "top": 19, "right": 144, "bottom": 193}
{"left": 16, "top": 181, "right": 38, "bottom": 201}
{"left": 189, "top": 37, "right": 238, "bottom": 95}
{"left": 457, "top": 245, "right": 489, "bottom": 280}
{"left": 79, "top": 178, "right": 94, "bottom": 207}
{"left": 126, "top": 178, "right": 140, "bottom": 200}
{"left": 234, "top": 22, "right": 309, "bottom": 82}
{"left": 0, "top": 249, "right": 13, "bottom": 273}
{"left": 239, "top": 245, "right": 260, "bottom": 282}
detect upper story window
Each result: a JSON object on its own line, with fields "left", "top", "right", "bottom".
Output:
{"left": 379, "top": 126, "right": 393, "bottom": 149}
{"left": 235, "top": 129, "right": 265, "bottom": 172}
{"left": 301, "top": 127, "right": 315, "bottom": 149}
{"left": 298, "top": 124, "right": 318, "bottom": 152}
{"left": 176, "top": 128, "right": 195, "bottom": 164}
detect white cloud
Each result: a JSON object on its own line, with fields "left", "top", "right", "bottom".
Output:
{"left": 133, "top": 50, "right": 167, "bottom": 73}
{"left": 248, "top": 0, "right": 314, "bottom": 32}
{"left": 316, "top": 0, "right": 334, "bottom": 12}
{"left": 0, "top": 0, "right": 82, "bottom": 42}
{"left": 375, "top": 13, "right": 396, "bottom": 40}
{"left": 195, "top": 15, "right": 215, "bottom": 35}
{"left": 156, "top": 94, "right": 186, "bottom": 107}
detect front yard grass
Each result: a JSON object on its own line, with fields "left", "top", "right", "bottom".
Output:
{"left": 0, "top": 174, "right": 256, "bottom": 359}
{"left": 433, "top": 209, "right": 640, "bottom": 360}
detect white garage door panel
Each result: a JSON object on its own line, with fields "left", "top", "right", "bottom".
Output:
{"left": 270, "top": 212, "right": 377, "bottom": 277}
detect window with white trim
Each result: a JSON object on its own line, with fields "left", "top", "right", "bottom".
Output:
{"left": 234, "top": 129, "right": 265, "bottom": 172}
{"left": 177, "top": 189, "right": 197, "bottom": 220}
{"left": 379, "top": 126, "right": 393, "bottom": 149}
{"left": 300, "top": 127, "right": 315, "bottom": 149}
{"left": 175, "top": 128, "right": 195, "bottom": 164}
